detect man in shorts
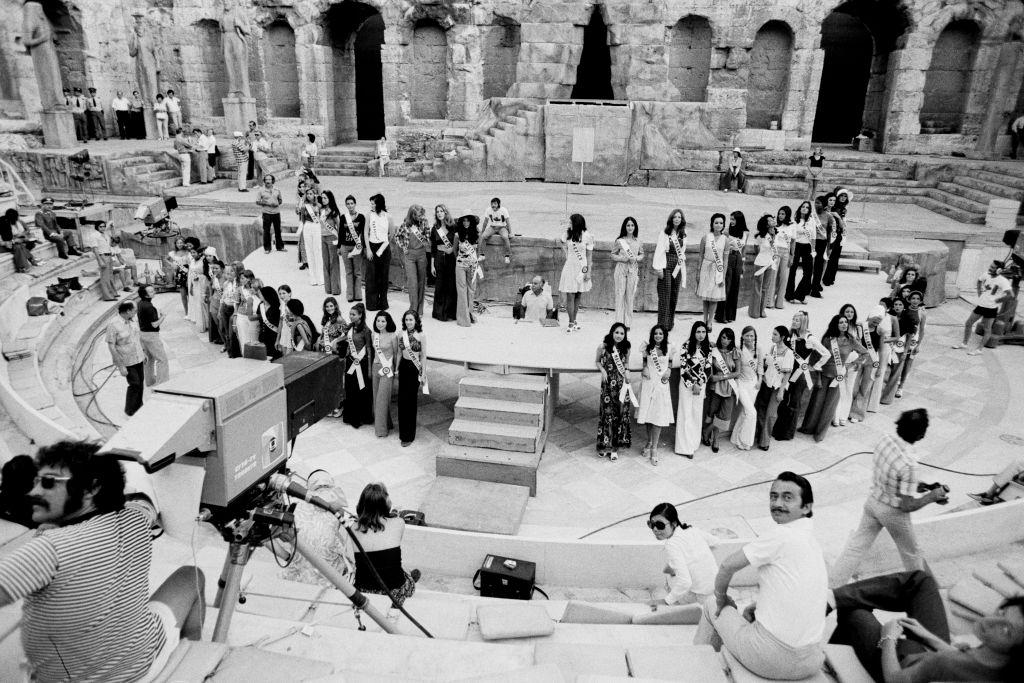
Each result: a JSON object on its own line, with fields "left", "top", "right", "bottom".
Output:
{"left": 480, "top": 197, "right": 513, "bottom": 264}
{"left": 0, "top": 441, "right": 205, "bottom": 683}
{"left": 952, "top": 260, "right": 1012, "bottom": 355}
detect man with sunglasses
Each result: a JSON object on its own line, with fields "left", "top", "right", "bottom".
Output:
{"left": 0, "top": 440, "right": 206, "bottom": 682}
{"left": 694, "top": 471, "right": 828, "bottom": 679}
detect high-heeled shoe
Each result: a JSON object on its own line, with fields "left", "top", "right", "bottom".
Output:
{"left": 710, "top": 426, "right": 719, "bottom": 453}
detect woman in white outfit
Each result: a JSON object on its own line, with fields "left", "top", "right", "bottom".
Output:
{"left": 637, "top": 324, "right": 674, "bottom": 465}
{"left": 234, "top": 269, "right": 258, "bottom": 351}
{"left": 298, "top": 188, "right": 323, "bottom": 286}
{"left": 675, "top": 321, "right": 712, "bottom": 459}
{"left": 730, "top": 325, "right": 761, "bottom": 450}
{"left": 647, "top": 502, "right": 719, "bottom": 607}
{"left": 834, "top": 303, "right": 861, "bottom": 426}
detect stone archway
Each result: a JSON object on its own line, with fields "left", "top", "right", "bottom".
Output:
{"left": 812, "top": 0, "right": 911, "bottom": 143}
{"left": 572, "top": 7, "right": 613, "bottom": 99}
{"left": 747, "top": 21, "right": 794, "bottom": 129}
{"left": 325, "top": 2, "right": 385, "bottom": 142}
{"left": 920, "top": 20, "right": 981, "bottom": 134}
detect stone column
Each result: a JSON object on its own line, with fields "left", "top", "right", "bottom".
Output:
{"left": 977, "top": 40, "right": 1024, "bottom": 155}
{"left": 963, "top": 38, "right": 1006, "bottom": 137}
{"left": 448, "top": 23, "right": 482, "bottom": 120}
{"left": 613, "top": 23, "right": 666, "bottom": 101}
{"left": 508, "top": 23, "right": 581, "bottom": 100}
{"left": 783, "top": 46, "right": 824, "bottom": 142}
{"left": 879, "top": 45, "right": 929, "bottom": 153}
{"left": 294, "top": 23, "right": 333, "bottom": 137}
{"left": 381, "top": 28, "right": 405, "bottom": 127}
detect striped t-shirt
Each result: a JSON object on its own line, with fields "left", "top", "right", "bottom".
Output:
{"left": 0, "top": 502, "right": 164, "bottom": 682}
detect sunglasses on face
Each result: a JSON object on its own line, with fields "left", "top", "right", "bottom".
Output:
{"left": 646, "top": 519, "right": 667, "bottom": 531}
{"left": 35, "top": 474, "right": 72, "bottom": 489}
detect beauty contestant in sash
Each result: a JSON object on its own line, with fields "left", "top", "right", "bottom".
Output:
{"left": 320, "top": 297, "right": 347, "bottom": 417}
{"left": 299, "top": 187, "right": 324, "bottom": 286}
{"left": 866, "top": 299, "right": 900, "bottom": 413}
{"left": 702, "top": 327, "right": 740, "bottom": 453}
{"left": 455, "top": 214, "right": 481, "bottom": 327}
{"left": 754, "top": 326, "right": 794, "bottom": 451}
{"left": 880, "top": 297, "right": 913, "bottom": 405}
{"left": 319, "top": 191, "right": 343, "bottom": 296}
{"left": 675, "top": 321, "right": 713, "bottom": 459}
{"left": 696, "top": 213, "right": 728, "bottom": 325}
{"left": 256, "top": 286, "right": 282, "bottom": 360}
{"left": 771, "top": 205, "right": 794, "bottom": 309}
{"left": 714, "top": 211, "right": 748, "bottom": 325}
{"left": 799, "top": 314, "right": 867, "bottom": 442}
{"left": 638, "top": 324, "right": 675, "bottom": 465}
{"left": 397, "top": 310, "right": 428, "bottom": 446}
{"left": 430, "top": 205, "right": 458, "bottom": 322}
{"left": 558, "top": 213, "right": 595, "bottom": 332}
{"left": 371, "top": 311, "right": 400, "bottom": 437}
{"left": 652, "top": 210, "right": 686, "bottom": 332}
{"left": 339, "top": 194, "right": 366, "bottom": 302}
{"left": 895, "top": 290, "right": 927, "bottom": 399}
{"left": 612, "top": 216, "right": 644, "bottom": 329}
{"left": 747, "top": 214, "right": 779, "bottom": 319}
{"left": 595, "top": 323, "right": 634, "bottom": 460}
{"left": 849, "top": 305, "right": 887, "bottom": 422}
{"left": 396, "top": 205, "right": 430, "bottom": 317}
{"left": 785, "top": 201, "right": 816, "bottom": 304}
{"left": 729, "top": 326, "right": 761, "bottom": 451}
{"left": 834, "top": 304, "right": 862, "bottom": 426}
{"left": 343, "top": 303, "right": 374, "bottom": 428}
{"left": 364, "top": 194, "right": 393, "bottom": 311}
{"left": 772, "top": 311, "right": 829, "bottom": 441}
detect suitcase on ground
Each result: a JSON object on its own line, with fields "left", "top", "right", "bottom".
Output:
{"left": 243, "top": 342, "right": 267, "bottom": 360}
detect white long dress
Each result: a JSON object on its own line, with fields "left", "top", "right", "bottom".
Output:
{"left": 300, "top": 202, "right": 323, "bottom": 286}
{"left": 186, "top": 256, "right": 209, "bottom": 332}
{"left": 675, "top": 348, "right": 710, "bottom": 456}
{"left": 637, "top": 343, "right": 674, "bottom": 427}
{"left": 729, "top": 346, "right": 759, "bottom": 450}
{"left": 235, "top": 287, "right": 257, "bottom": 349}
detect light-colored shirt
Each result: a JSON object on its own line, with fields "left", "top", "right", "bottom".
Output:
{"left": 663, "top": 526, "right": 719, "bottom": 604}
{"left": 106, "top": 316, "right": 145, "bottom": 368}
{"left": 254, "top": 138, "right": 271, "bottom": 161}
{"left": 793, "top": 218, "right": 815, "bottom": 245}
{"left": 257, "top": 186, "right": 282, "bottom": 215}
{"left": 652, "top": 231, "right": 685, "bottom": 271}
{"left": 762, "top": 344, "right": 794, "bottom": 389}
{"left": 303, "top": 142, "right": 318, "bottom": 159}
{"left": 869, "top": 433, "right": 918, "bottom": 508}
{"left": 87, "top": 96, "right": 103, "bottom": 112}
{"left": 752, "top": 234, "right": 778, "bottom": 268}
{"left": 164, "top": 96, "right": 181, "bottom": 113}
{"left": 367, "top": 211, "right": 390, "bottom": 244}
{"left": 153, "top": 100, "right": 167, "bottom": 117}
{"left": 742, "top": 516, "right": 827, "bottom": 649}
{"left": 85, "top": 229, "right": 112, "bottom": 254}
{"left": 521, "top": 289, "right": 553, "bottom": 321}
{"left": 1012, "top": 115, "right": 1024, "bottom": 133}
{"left": 484, "top": 206, "right": 510, "bottom": 229}
{"left": 977, "top": 274, "right": 1011, "bottom": 309}
{"left": 111, "top": 96, "right": 130, "bottom": 112}
{"left": 775, "top": 223, "right": 793, "bottom": 250}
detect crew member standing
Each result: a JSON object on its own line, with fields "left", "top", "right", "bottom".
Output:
{"left": 111, "top": 90, "right": 131, "bottom": 140}
{"left": 137, "top": 285, "right": 169, "bottom": 386}
{"left": 106, "top": 301, "right": 146, "bottom": 416}
{"left": 86, "top": 87, "right": 107, "bottom": 140}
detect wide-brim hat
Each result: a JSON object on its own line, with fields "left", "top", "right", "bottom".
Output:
{"left": 457, "top": 214, "right": 479, "bottom": 228}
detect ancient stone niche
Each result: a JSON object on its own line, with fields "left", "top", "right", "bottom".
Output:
{"left": 482, "top": 17, "right": 521, "bottom": 100}
{"left": 192, "top": 19, "right": 229, "bottom": 117}
{"left": 572, "top": 6, "right": 613, "bottom": 100}
{"left": 42, "top": 0, "right": 87, "bottom": 91}
{"left": 920, "top": 20, "right": 981, "bottom": 134}
{"left": 265, "top": 19, "right": 300, "bottom": 117}
{"left": 410, "top": 19, "right": 448, "bottom": 119}
{"left": 746, "top": 21, "right": 793, "bottom": 130}
{"left": 668, "top": 15, "right": 711, "bottom": 102}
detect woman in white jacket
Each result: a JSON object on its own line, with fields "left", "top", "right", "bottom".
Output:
{"left": 647, "top": 502, "right": 719, "bottom": 607}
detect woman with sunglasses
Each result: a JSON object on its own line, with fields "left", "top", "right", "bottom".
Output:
{"left": 646, "top": 502, "right": 719, "bottom": 607}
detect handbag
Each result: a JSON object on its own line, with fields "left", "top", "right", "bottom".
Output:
{"left": 46, "top": 283, "right": 70, "bottom": 303}
{"left": 58, "top": 275, "right": 82, "bottom": 291}
{"left": 26, "top": 296, "right": 49, "bottom": 316}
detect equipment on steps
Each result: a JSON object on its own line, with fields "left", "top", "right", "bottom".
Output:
{"left": 474, "top": 554, "right": 537, "bottom": 600}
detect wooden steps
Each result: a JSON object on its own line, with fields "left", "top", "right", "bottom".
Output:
{"left": 449, "top": 418, "right": 541, "bottom": 453}
{"left": 420, "top": 476, "right": 530, "bottom": 535}
{"left": 449, "top": 373, "right": 548, "bottom": 454}
{"left": 437, "top": 445, "right": 542, "bottom": 495}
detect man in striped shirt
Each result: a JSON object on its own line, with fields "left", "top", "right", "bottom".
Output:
{"left": 0, "top": 441, "right": 205, "bottom": 682}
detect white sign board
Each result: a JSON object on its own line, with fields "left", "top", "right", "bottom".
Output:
{"left": 572, "top": 127, "right": 595, "bottom": 163}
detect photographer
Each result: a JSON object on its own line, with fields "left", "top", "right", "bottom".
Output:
{"left": 0, "top": 441, "right": 205, "bottom": 683}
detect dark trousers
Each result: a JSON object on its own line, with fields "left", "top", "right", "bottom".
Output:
{"left": 398, "top": 357, "right": 419, "bottom": 443}
{"left": 364, "top": 243, "right": 390, "bottom": 310}
{"left": 786, "top": 242, "right": 814, "bottom": 300}
{"left": 753, "top": 382, "right": 783, "bottom": 448}
{"left": 809, "top": 238, "right": 828, "bottom": 295}
{"left": 86, "top": 111, "right": 106, "bottom": 140}
{"left": 800, "top": 379, "right": 839, "bottom": 442}
{"left": 657, "top": 251, "right": 681, "bottom": 331}
{"left": 73, "top": 113, "right": 88, "bottom": 141}
{"left": 220, "top": 304, "right": 238, "bottom": 357}
{"left": 1012, "top": 130, "right": 1021, "bottom": 159}
{"left": 44, "top": 230, "right": 78, "bottom": 259}
{"left": 823, "top": 241, "right": 842, "bottom": 287}
{"left": 262, "top": 213, "right": 283, "bottom": 251}
{"left": 115, "top": 111, "right": 131, "bottom": 139}
{"left": 125, "top": 362, "right": 145, "bottom": 416}
{"left": 715, "top": 250, "right": 742, "bottom": 323}
{"left": 831, "top": 571, "right": 949, "bottom": 682}
{"left": 718, "top": 169, "right": 747, "bottom": 192}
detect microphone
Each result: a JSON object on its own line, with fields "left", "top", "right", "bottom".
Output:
{"left": 269, "top": 473, "right": 340, "bottom": 515}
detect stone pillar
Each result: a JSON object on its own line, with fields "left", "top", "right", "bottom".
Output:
{"left": 978, "top": 41, "right": 1024, "bottom": 154}
{"left": 508, "top": 23, "right": 581, "bottom": 100}
{"left": 963, "top": 39, "right": 1006, "bottom": 137}
{"left": 294, "top": 23, "right": 333, "bottom": 136}
{"left": 879, "top": 45, "right": 929, "bottom": 152}
{"left": 783, "top": 47, "right": 824, "bottom": 141}
{"left": 222, "top": 96, "right": 257, "bottom": 138}
{"left": 612, "top": 23, "right": 666, "bottom": 101}
{"left": 448, "top": 24, "right": 482, "bottom": 120}
{"left": 40, "top": 110, "right": 77, "bottom": 148}
{"left": 381, "top": 28, "right": 405, "bottom": 126}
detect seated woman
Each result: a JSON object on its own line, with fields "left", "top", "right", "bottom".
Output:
{"left": 647, "top": 502, "right": 718, "bottom": 608}
{"left": 718, "top": 148, "right": 748, "bottom": 193}
{"left": 0, "top": 208, "right": 38, "bottom": 273}
{"left": 831, "top": 570, "right": 1023, "bottom": 682}
{"left": 351, "top": 482, "right": 420, "bottom": 606}
{"left": 279, "top": 470, "right": 355, "bottom": 587}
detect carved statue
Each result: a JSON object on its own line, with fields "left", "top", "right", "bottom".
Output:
{"left": 20, "top": 0, "right": 65, "bottom": 110}
{"left": 221, "top": 1, "right": 251, "bottom": 98}
{"left": 128, "top": 15, "right": 160, "bottom": 103}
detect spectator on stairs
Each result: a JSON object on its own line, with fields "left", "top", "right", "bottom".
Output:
{"left": 35, "top": 197, "right": 82, "bottom": 259}
{"left": 232, "top": 131, "right": 249, "bottom": 192}
{"left": 164, "top": 89, "right": 182, "bottom": 132}
{"left": 153, "top": 93, "right": 169, "bottom": 141}
{"left": 172, "top": 128, "right": 193, "bottom": 187}
{"left": 376, "top": 136, "right": 389, "bottom": 177}
{"left": 968, "top": 458, "right": 1024, "bottom": 505}
{"left": 0, "top": 208, "right": 38, "bottom": 273}
{"left": 253, "top": 130, "right": 272, "bottom": 183}
{"left": 351, "top": 482, "right": 420, "bottom": 607}
{"left": 647, "top": 502, "right": 719, "bottom": 607}
{"left": 694, "top": 472, "right": 828, "bottom": 680}
{"left": 301, "top": 133, "right": 318, "bottom": 172}
{"left": 718, "top": 147, "right": 748, "bottom": 193}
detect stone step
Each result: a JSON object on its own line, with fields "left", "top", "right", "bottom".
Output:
{"left": 420, "top": 476, "right": 530, "bottom": 535}
{"left": 436, "top": 444, "right": 542, "bottom": 495}
{"left": 318, "top": 153, "right": 375, "bottom": 162}
{"left": 449, "top": 418, "right": 541, "bottom": 453}
{"left": 913, "top": 196, "right": 985, "bottom": 223}
{"left": 837, "top": 257, "right": 881, "bottom": 273}
{"left": 937, "top": 181, "right": 1001, "bottom": 206}
{"left": 316, "top": 160, "right": 370, "bottom": 169}
{"left": 967, "top": 168, "right": 1024, "bottom": 191}
{"left": 952, "top": 175, "right": 1023, "bottom": 200}
{"left": 459, "top": 373, "right": 548, "bottom": 404}
{"left": 148, "top": 178, "right": 182, "bottom": 191}
{"left": 454, "top": 395, "right": 543, "bottom": 426}
{"left": 924, "top": 187, "right": 988, "bottom": 214}
{"left": 123, "top": 162, "right": 164, "bottom": 175}
{"left": 746, "top": 164, "right": 910, "bottom": 180}
{"left": 318, "top": 169, "right": 369, "bottom": 177}
{"left": 980, "top": 163, "right": 1024, "bottom": 182}
{"left": 111, "top": 155, "right": 158, "bottom": 168}
{"left": 136, "top": 169, "right": 180, "bottom": 182}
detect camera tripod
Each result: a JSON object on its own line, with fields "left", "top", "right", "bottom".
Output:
{"left": 207, "top": 494, "right": 397, "bottom": 642}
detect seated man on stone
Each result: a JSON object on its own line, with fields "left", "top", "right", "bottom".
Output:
{"left": 0, "top": 440, "right": 205, "bottom": 683}
{"left": 830, "top": 570, "right": 1023, "bottom": 682}
{"left": 968, "top": 458, "right": 1024, "bottom": 505}
{"left": 34, "top": 196, "right": 82, "bottom": 259}
{"left": 514, "top": 275, "right": 554, "bottom": 322}
{"left": 694, "top": 471, "right": 828, "bottom": 679}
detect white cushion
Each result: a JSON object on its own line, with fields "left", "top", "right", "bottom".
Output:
{"left": 477, "top": 604, "right": 555, "bottom": 641}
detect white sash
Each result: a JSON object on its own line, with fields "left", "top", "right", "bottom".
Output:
{"left": 908, "top": 330, "right": 919, "bottom": 351}
{"left": 407, "top": 223, "right": 425, "bottom": 249}
{"left": 437, "top": 228, "right": 453, "bottom": 251}
{"left": 611, "top": 347, "right": 639, "bottom": 407}
{"left": 649, "top": 347, "right": 669, "bottom": 385}
{"left": 767, "top": 347, "right": 784, "bottom": 387}
{"left": 861, "top": 325, "right": 879, "bottom": 368}
{"left": 402, "top": 330, "right": 429, "bottom": 394}
{"left": 302, "top": 203, "right": 319, "bottom": 225}
{"left": 343, "top": 212, "right": 362, "bottom": 257}
{"left": 802, "top": 219, "right": 814, "bottom": 245}
{"left": 346, "top": 328, "right": 366, "bottom": 389}
{"left": 829, "top": 338, "right": 846, "bottom": 388}
{"left": 710, "top": 347, "right": 739, "bottom": 393}
{"left": 373, "top": 332, "right": 393, "bottom": 377}
{"left": 768, "top": 233, "right": 779, "bottom": 267}
{"left": 708, "top": 236, "right": 725, "bottom": 284}
{"left": 668, "top": 233, "right": 686, "bottom": 280}
{"left": 789, "top": 352, "right": 814, "bottom": 389}
{"left": 370, "top": 214, "right": 389, "bottom": 257}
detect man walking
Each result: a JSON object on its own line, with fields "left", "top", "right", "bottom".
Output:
{"left": 695, "top": 471, "right": 828, "bottom": 679}
{"left": 86, "top": 87, "right": 107, "bottom": 140}
{"left": 831, "top": 409, "right": 946, "bottom": 586}
{"left": 111, "top": 90, "right": 131, "bottom": 140}
{"left": 106, "top": 301, "right": 146, "bottom": 416}
{"left": 256, "top": 174, "right": 284, "bottom": 253}
{"left": 34, "top": 197, "right": 81, "bottom": 259}
{"left": 137, "top": 285, "right": 169, "bottom": 386}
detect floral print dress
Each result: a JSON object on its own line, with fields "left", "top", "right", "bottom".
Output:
{"left": 597, "top": 348, "right": 632, "bottom": 452}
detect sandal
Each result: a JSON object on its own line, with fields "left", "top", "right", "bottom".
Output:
{"left": 650, "top": 450, "right": 659, "bottom": 466}
{"left": 609, "top": 451, "right": 618, "bottom": 461}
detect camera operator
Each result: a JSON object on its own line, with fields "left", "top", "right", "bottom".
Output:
{"left": 0, "top": 441, "right": 205, "bottom": 683}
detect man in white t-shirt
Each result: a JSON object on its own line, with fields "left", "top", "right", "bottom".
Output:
{"left": 480, "top": 197, "right": 513, "bottom": 264}
{"left": 952, "top": 260, "right": 1013, "bottom": 355}
{"left": 694, "top": 471, "right": 828, "bottom": 679}
{"left": 518, "top": 276, "right": 554, "bottom": 322}
{"left": 164, "top": 89, "right": 182, "bottom": 131}
{"left": 111, "top": 91, "right": 131, "bottom": 139}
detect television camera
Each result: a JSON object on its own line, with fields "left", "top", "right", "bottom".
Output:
{"left": 132, "top": 195, "right": 180, "bottom": 240}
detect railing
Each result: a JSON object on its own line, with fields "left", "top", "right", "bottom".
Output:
{"left": 0, "top": 158, "right": 37, "bottom": 207}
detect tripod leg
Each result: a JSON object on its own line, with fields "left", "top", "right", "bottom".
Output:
{"left": 212, "top": 547, "right": 235, "bottom": 610}
{"left": 212, "top": 542, "right": 255, "bottom": 642}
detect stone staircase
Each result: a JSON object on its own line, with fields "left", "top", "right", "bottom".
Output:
{"left": 406, "top": 103, "right": 543, "bottom": 183}
{"left": 316, "top": 143, "right": 376, "bottom": 177}
{"left": 107, "top": 153, "right": 183, "bottom": 194}
{"left": 926, "top": 164, "right": 1024, "bottom": 224}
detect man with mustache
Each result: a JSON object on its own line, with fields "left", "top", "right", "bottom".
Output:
{"left": 0, "top": 441, "right": 205, "bottom": 682}
{"left": 694, "top": 471, "right": 828, "bottom": 679}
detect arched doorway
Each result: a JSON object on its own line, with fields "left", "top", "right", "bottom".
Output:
{"left": 572, "top": 8, "right": 613, "bottom": 99}
{"left": 920, "top": 21, "right": 980, "bottom": 134}
{"left": 747, "top": 21, "right": 793, "bottom": 129}
{"left": 668, "top": 15, "right": 712, "bottom": 102}
{"left": 812, "top": 1, "right": 910, "bottom": 143}
{"left": 411, "top": 20, "right": 448, "bottom": 119}
{"left": 266, "top": 21, "right": 299, "bottom": 118}
{"left": 41, "top": 1, "right": 85, "bottom": 91}
{"left": 482, "top": 19, "right": 521, "bottom": 100}
{"left": 326, "top": 2, "right": 384, "bottom": 142}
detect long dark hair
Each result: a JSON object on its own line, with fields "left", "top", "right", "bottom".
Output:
{"left": 259, "top": 286, "right": 281, "bottom": 327}
{"left": 401, "top": 309, "right": 422, "bottom": 333}
{"left": 322, "top": 190, "right": 341, "bottom": 219}
{"left": 619, "top": 216, "right": 639, "bottom": 239}
{"left": 823, "top": 314, "right": 848, "bottom": 341}
{"left": 369, "top": 193, "right": 386, "bottom": 213}
{"left": 566, "top": 213, "right": 586, "bottom": 242}
{"left": 838, "top": 303, "right": 858, "bottom": 328}
{"left": 349, "top": 302, "right": 367, "bottom": 332}
{"left": 602, "top": 322, "right": 630, "bottom": 355}
{"left": 649, "top": 502, "right": 690, "bottom": 530}
{"left": 755, "top": 214, "right": 773, "bottom": 238}
{"left": 716, "top": 327, "right": 736, "bottom": 351}
{"left": 794, "top": 200, "right": 813, "bottom": 223}
{"left": 686, "top": 320, "right": 711, "bottom": 357}
{"left": 322, "top": 296, "right": 340, "bottom": 326}
{"left": 776, "top": 205, "right": 793, "bottom": 226}
{"left": 373, "top": 310, "right": 397, "bottom": 333}
{"left": 729, "top": 211, "right": 748, "bottom": 236}
{"left": 664, "top": 209, "right": 685, "bottom": 237}
{"left": 739, "top": 324, "right": 758, "bottom": 353}
{"left": 355, "top": 482, "right": 396, "bottom": 533}
{"left": 646, "top": 324, "right": 668, "bottom": 356}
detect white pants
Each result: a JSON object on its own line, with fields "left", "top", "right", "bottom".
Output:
{"left": 836, "top": 368, "right": 859, "bottom": 421}
{"left": 730, "top": 378, "right": 757, "bottom": 450}
{"left": 831, "top": 496, "right": 925, "bottom": 586}
{"left": 178, "top": 153, "right": 191, "bottom": 186}
{"left": 303, "top": 221, "right": 323, "bottom": 286}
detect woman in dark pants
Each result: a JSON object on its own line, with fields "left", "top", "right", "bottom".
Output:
{"left": 785, "top": 201, "right": 815, "bottom": 304}
{"left": 715, "top": 211, "right": 747, "bottom": 324}
{"left": 397, "top": 310, "right": 427, "bottom": 446}
{"left": 343, "top": 303, "right": 374, "bottom": 428}
{"left": 799, "top": 314, "right": 866, "bottom": 442}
